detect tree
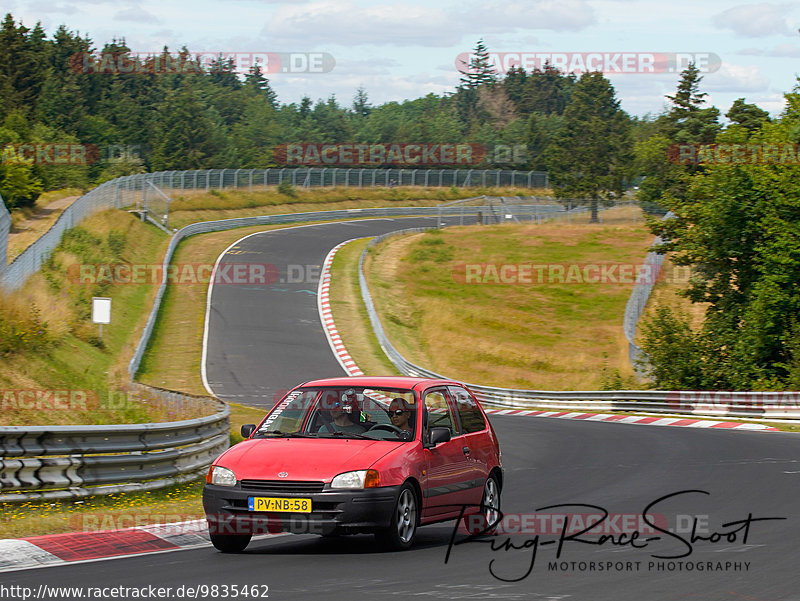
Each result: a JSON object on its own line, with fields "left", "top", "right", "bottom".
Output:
{"left": 454, "top": 39, "right": 498, "bottom": 127}
{"left": 544, "top": 72, "right": 632, "bottom": 221}
{"left": 458, "top": 39, "right": 496, "bottom": 89}
{"left": 662, "top": 62, "right": 720, "bottom": 144}
{"left": 150, "top": 84, "right": 227, "bottom": 170}
{"left": 244, "top": 62, "right": 278, "bottom": 109}
{"left": 726, "top": 98, "right": 770, "bottom": 133}
{"left": 0, "top": 14, "right": 49, "bottom": 117}
{"left": 351, "top": 86, "right": 371, "bottom": 119}
{"left": 502, "top": 66, "right": 527, "bottom": 106}
{"left": 231, "top": 95, "right": 279, "bottom": 167}
{"left": 0, "top": 161, "right": 42, "bottom": 208}
{"left": 634, "top": 63, "right": 720, "bottom": 212}
{"left": 516, "top": 64, "right": 575, "bottom": 116}
{"left": 644, "top": 79, "right": 800, "bottom": 389}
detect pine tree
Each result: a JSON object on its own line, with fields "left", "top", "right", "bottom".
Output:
{"left": 458, "top": 39, "right": 496, "bottom": 89}
{"left": 726, "top": 98, "right": 770, "bottom": 133}
{"left": 244, "top": 63, "right": 278, "bottom": 108}
{"left": 662, "top": 62, "right": 720, "bottom": 143}
{"left": 544, "top": 72, "right": 631, "bottom": 222}
{"left": 635, "top": 63, "right": 720, "bottom": 211}
{"left": 0, "top": 14, "right": 49, "bottom": 116}
{"left": 151, "top": 84, "right": 226, "bottom": 170}
{"left": 352, "top": 87, "right": 371, "bottom": 119}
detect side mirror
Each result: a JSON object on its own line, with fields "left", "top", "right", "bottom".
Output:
{"left": 429, "top": 427, "right": 451, "bottom": 446}
{"left": 241, "top": 424, "right": 256, "bottom": 438}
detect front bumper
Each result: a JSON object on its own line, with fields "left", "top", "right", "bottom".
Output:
{"left": 203, "top": 483, "right": 401, "bottom": 536}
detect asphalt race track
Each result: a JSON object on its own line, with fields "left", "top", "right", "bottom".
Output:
{"left": 3, "top": 217, "right": 800, "bottom": 600}
{"left": 203, "top": 216, "right": 472, "bottom": 404}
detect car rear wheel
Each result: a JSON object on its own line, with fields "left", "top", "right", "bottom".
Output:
{"left": 210, "top": 533, "right": 252, "bottom": 553}
{"left": 376, "top": 483, "right": 417, "bottom": 550}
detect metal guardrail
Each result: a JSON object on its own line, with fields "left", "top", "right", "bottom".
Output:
{"left": 0, "top": 388, "right": 230, "bottom": 502}
{"left": 622, "top": 212, "right": 674, "bottom": 371}
{"left": 357, "top": 219, "right": 800, "bottom": 420}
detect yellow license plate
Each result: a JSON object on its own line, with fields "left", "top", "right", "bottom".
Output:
{"left": 248, "top": 497, "right": 312, "bottom": 513}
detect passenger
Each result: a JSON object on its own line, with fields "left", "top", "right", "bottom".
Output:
{"left": 387, "top": 398, "right": 414, "bottom": 432}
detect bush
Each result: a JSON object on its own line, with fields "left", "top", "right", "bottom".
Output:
{"left": 638, "top": 305, "right": 706, "bottom": 389}
{"left": 0, "top": 303, "right": 53, "bottom": 356}
{"left": 277, "top": 180, "right": 297, "bottom": 197}
{"left": 0, "top": 162, "right": 43, "bottom": 209}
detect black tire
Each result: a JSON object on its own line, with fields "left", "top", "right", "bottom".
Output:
{"left": 376, "top": 483, "right": 418, "bottom": 550}
{"left": 478, "top": 474, "right": 501, "bottom": 534}
{"left": 210, "top": 533, "right": 251, "bottom": 553}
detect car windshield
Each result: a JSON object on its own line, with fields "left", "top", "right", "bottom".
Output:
{"left": 253, "top": 387, "right": 418, "bottom": 441}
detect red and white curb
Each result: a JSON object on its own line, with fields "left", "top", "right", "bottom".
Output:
{"left": 0, "top": 521, "right": 289, "bottom": 573}
{"left": 0, "top": 520, "right": 213, "bottom": 572}
{"left": 318, "top": 239, "right": 365, "bottom": 377}
{"left": 317, "top": 242, "right": 779, "bottom": 433}
{"left": 482, "top": 409, "right": 778, "bottom": 431}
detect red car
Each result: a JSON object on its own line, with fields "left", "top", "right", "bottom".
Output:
{"left": 203, "top": 376, "right": 503, "bottom": 551}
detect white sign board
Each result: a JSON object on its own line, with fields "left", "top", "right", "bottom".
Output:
{"left": 92, "top": 297, "right": 111, "bottom": 324}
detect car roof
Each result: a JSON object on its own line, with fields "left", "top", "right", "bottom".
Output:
{"left": 297, "top": 376, "right": 462, "bottom": 392}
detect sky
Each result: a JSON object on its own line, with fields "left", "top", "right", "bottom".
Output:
{"left": 7, "top": 0, "right": 800, "bottom": 118}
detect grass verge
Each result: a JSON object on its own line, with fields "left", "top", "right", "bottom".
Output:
{"left": 165, "top": 186, "right": 551, "bottom": 229}
{"left": 0, "top": 210, "right": 174, "bottom": 425}
{"left": 362, "top": 205, "right": 652, "bottom": 390}
{"left": 0, "top": 479, "right": 205, "bottom": 539}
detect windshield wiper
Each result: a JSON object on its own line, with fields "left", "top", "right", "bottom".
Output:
{"left": 323, "top": 431, "right": 373, "bottom": 440}
{"left": 257, "top": 430, "right": 317, "bottom": 438}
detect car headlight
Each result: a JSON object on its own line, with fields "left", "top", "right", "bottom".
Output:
{"left": 330, "top": 469, "right": 380, "bottom": 489}
{"left": 209, "top": 465, "right": 237, "bottom": 487}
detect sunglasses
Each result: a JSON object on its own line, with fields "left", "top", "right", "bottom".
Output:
{"left": 388, "top": 409, "right": 407, "bottom": 416}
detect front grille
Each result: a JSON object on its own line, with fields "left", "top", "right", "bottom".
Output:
{"left": 240, "top": 479, "right": 325, "bottom": 494}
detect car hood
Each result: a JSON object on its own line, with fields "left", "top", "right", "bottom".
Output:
{"left": 215, "top": 437, "right": 400, "bottom": 482}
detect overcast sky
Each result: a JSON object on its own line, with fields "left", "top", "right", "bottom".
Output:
{"left": 8, "top": 0, "right": 800, "bottom": 118}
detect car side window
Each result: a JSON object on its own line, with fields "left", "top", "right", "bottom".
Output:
{"left": 423, "top": 388, "right": 459, "bottom": 440}
{"left": 448, "top": 386, "right": 487, "bottom": 434}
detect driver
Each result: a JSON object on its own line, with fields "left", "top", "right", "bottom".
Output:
{"left": 319, "top": 390, "right": 367, "bottom": 433}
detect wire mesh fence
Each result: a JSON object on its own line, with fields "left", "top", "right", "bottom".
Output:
{"left": 0, "top": 191, "right": 9, "bottom": 275}
{"left": 138, "top": 168, "right": 548, "bottom": 191}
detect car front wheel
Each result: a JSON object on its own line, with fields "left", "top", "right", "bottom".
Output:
{"left": 376, "top": 483, "right": 417, "bottom": 550}
{"left": 480, "top": 475, "right": 501, "bottom": 532}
